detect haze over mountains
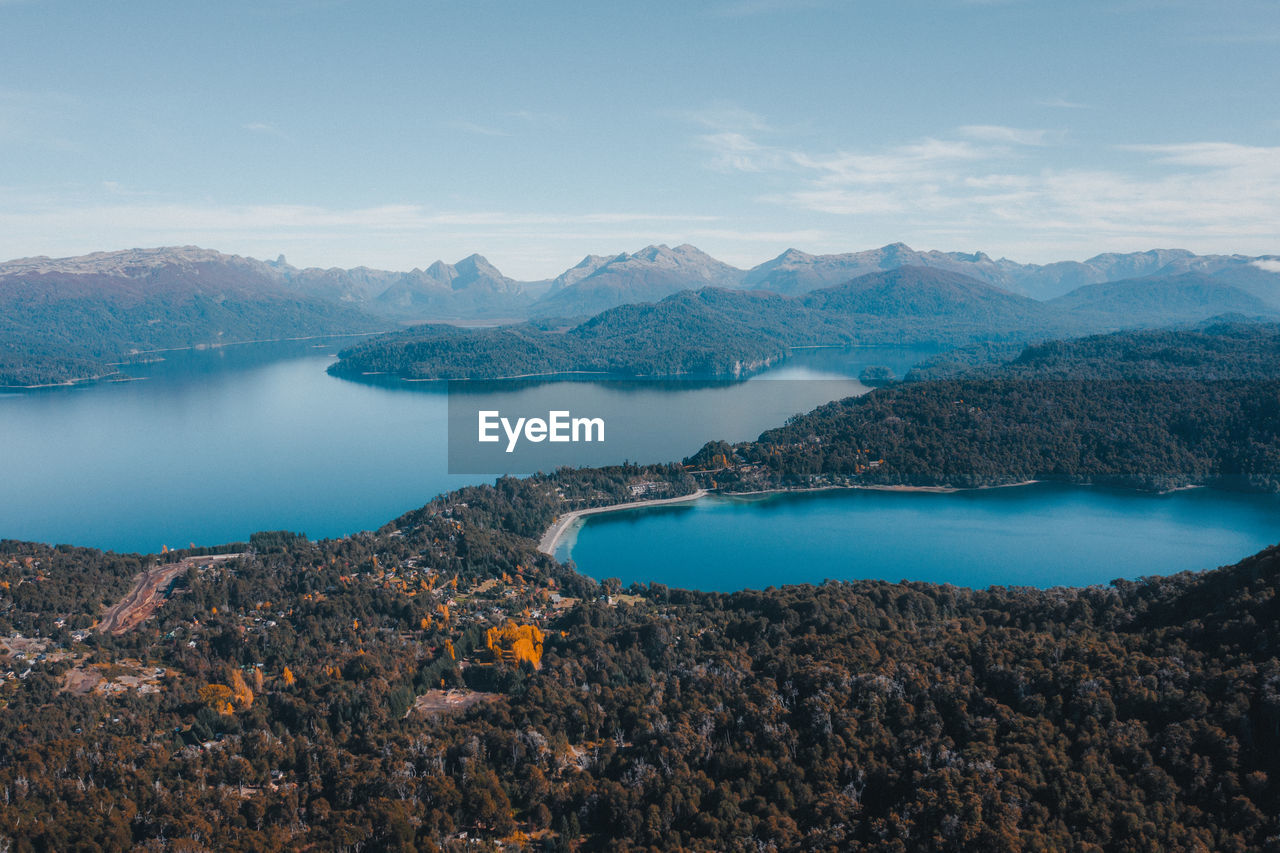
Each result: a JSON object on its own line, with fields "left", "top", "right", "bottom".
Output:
{"left": 531, "top": 242, "right": 1280, "bottom": 316}
{"left": 8, "top": 241, "right": 1279, "bottom": 322}
{"left": 3, "top": 242, "right": 1278, "bottom": 386}
{"left": 0, "top": 247, "right": 380, "bottom": 386}
{"left": 329, "top": 264, "right": 1280, "bottom": 381}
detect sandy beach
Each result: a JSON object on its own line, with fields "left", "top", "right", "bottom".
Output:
{"left": 537, "top": 489, "right": 709, "bottom": 556}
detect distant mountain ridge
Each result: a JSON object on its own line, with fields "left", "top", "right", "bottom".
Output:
{"left": 0, "top": 247, "right": 385, "bottom": 386}
{"left": 5, "top": 243, "right": 1278, "bottom": 385}
{"left": 534, "top": 243, "right": 744, "bottom": 318}
{"left": 333, "top": 263, "right": 1277, "bottom": 382}
{"left": 8, "top": 242, "right": 1277, "bottom": 324}
{"left": 741, "top": 243, "right": 1280, "bottom": 304}
{"left": 290, "top": 241, "right": 1280, "bottom": 317}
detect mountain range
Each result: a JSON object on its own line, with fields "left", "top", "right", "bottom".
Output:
{"left": 3, "top": 243, "right": 1278, "bottom": 385}
{"left": 328, "top": 264, "right": 1279, "bottom": 381}
{"left": 7, "top": 242, "right": 1278, "bottom": 324}
{"left": 0, "top": 247, "right": 383, "bottom": 386}
{"left": 532, "top": 242, "right": 1280, "bottom": 316}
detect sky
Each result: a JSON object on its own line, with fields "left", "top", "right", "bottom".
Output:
{"left": 1, "top": 0, "right": 1278, "bottom": 278}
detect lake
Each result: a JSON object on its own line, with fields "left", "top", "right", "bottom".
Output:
{"left": 4, "top": 339, "right": 1276, "bottom": 590}
{"left": 0, "top": 339, "right": 931, "bottom": 553}
{"left": 561, "top": 484, "right": 1280, "bottom": 590}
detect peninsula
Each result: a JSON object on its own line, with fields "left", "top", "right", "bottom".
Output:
{"left": 536, "top": 488, "right": 709, "bottom": 556}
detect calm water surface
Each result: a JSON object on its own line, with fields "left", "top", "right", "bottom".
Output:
{"left": 0, "top": 340, "right": 928, "bottom": 553}
{"left": 563, "top": 485, "right": 1280, "bottom": 590}
{"left": 6, "top": 339, "right": 1276, "bottom": 589}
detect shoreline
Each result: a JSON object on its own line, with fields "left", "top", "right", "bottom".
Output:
{"left": 535, "top": 477, "right": 1224, "bottom": 561}
{"left": 536, "top": 480, "right": 1044, "bottom": 558}
{"left": 723, "top": 480, "right": 1042, "bottom": 498}
{"left": 4, "top": 331, "right": 383, "bottom": 391}
{"left": 402, "top": 370, "right": 614, "bottom": 382}
{"left": 536, "top": 489, "right": 710, "bottom": 556}
{"left": 113, "top": 330, "right": 382, "bottom": 359}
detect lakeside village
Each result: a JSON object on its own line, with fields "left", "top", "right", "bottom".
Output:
{"left": 0, "top": 436, "right": 880, "bottom": 716}
{"left": 0, "top": 545, "right": 575, "bottom": 716}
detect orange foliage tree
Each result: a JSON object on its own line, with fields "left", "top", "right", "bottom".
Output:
{"left": 485, "top": 621, "right": 545, "bottom": 669}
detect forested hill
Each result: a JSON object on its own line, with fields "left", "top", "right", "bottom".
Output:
{"left": 329, "top": 266, "right": 1278, "bottom": 382}
{"left": 692, "top": 322, "right": 1280, "bottom": 494}
{"left": 798, "top": 265, "right": 1053, "bottom": 325}
{"left": 1048, "top": 272, "right": 1274, "bottom": 326}
{"left": 328, "top": 267, "right": 1081, "bottom": 381}
{"left": 906, "top": 320, "right": 1280, "bottom": 381}
{"left": 329, "top": 289, "right": 841, "bottom": 379}
{"left": 718, "top": 377, "right": 1280, "bottom": 493}
{"left": 3, "top": 436, "right": 1280, "bottom": 848}
{"left": 0, "top": 248, "right": 387, "bottom": 387}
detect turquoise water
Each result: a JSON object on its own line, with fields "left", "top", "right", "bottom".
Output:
{"left": 563, "top": 485, "right": 1280, "bottom": 590}
{"left": 0, "top": 340, "right": 929, "bottom": 553}
{"left": 5, "top": 339, "right": 1277, "bottom": 588}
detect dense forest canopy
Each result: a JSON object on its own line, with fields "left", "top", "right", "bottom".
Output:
{"left": 907, "top": 320, "right": 1280, "bottom": 382}
{"left": 3, "top": 465, "right": 1280, "bottom": 850}
{"left": 683, "top": 322, "right": 1280, "bottom": 494}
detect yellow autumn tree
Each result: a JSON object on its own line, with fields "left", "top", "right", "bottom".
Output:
{"left": 198, "top": 683, "right": 234, "bottom": 716}
{"left": 230, "top": 669, "right": 254, "bottom": 710}
{"left": 485, "top": 621, "right": 545, "bottom": 669}
{"left": 281, "top": 666, "right": 296, "bottom": 686}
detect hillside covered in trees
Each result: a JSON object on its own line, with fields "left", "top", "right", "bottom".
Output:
{"left": 328, "top": 269, "right": 1277, "bottom": 383}
{"left": 906, "top": 320, "right": 1280, "bottom": 382}
{"left": 2, "top": 469, "right": 1280, "bottom": 850}
{"left": 678, "top": 322, "right": 1279, "bottom": 495}
{"left": 0, "top": 248, "right": 387, "bottom": 387}
{"left": 327, "top": 267, "right": 1070, "bottom": 382}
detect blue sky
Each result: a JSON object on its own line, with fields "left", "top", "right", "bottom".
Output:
{"left": 2, "top": 0, "right": 1278, "bottom": 277}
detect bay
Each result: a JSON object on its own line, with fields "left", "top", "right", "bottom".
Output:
{"left": 562, "top": 484, "right": 1280, "bottom": 590}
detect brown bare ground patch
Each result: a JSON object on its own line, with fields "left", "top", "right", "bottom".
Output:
{"left": 61, "top": 667, "right": 103, "bottom": 695}
{"left": 98, "top": 553, "right": 240, "bottom": 635}
{"left": 406, "top": 689, "right": 500, "bottom": 718}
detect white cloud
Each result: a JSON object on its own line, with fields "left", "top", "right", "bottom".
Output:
{"left": 0, "top": 196, "right": 726, "bottom": 277}
{"left": 243, "top": 122, "right": 289, "bottom": 139}
{"left": 958, "top": 125, "right": 1054, "bottom": 146}
{"left": 1035, "top": 96, "right": 1093, "bottom": 110}
{"left": 698, "top": 131, "right": 790, "bottom": 173}
{"left": 790, "top": 138, "right": 988, "bottom": 186}
{"left": 504, "top": 110, "right": 561, "bottom": 126}
{"left": 694, "top": 122, "right": 1280, "bottom": 258}
{"left": 1121, "top": 141, "right": 1280, "bottom": 173}
{"left": 683, "top": 105, "right": 773, "bottom": 133}
{"left": 443, "top": 120, "right": 509, "bottom": 137}
{"left": 1253, "top": 259, "right": 1280, "bottom": 273}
